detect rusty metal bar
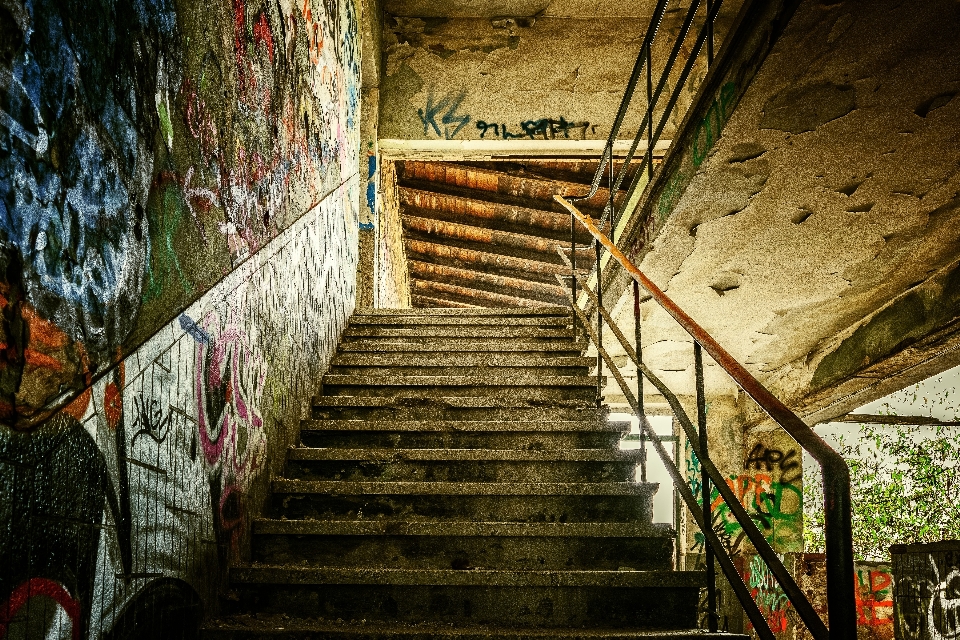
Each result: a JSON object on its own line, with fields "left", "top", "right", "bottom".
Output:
{"left": 634, "top": 280, "right": 647, "bottom": 482}
{"left": 556, "top": 194, "right": 846, "bottom": 640}
{"left": 405, "top": 239, "right": 587, "bottom": 281}
{"left": 556, "top": 277, "right": 776, "bottom": 640}
{"left": 403, "top": 214, "right": 595, "bottom": 262}
{"left": 400, "top": 163, "right": 620, "bottom": 213}
{"left": 694, "top": 341, "right": 718, "bottom": 632}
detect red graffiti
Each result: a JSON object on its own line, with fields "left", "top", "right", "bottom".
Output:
{"left": 856, "top": 568, "right": 894, "bottom": 633}
{"left": 0, "top": 578, "right": 81, "bottom": 640}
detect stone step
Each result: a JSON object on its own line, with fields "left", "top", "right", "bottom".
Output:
{"left": 225, "top": 568, "right": 702, "bottom": 629}
{"left": 337, "top": 339, "right": 587, "bottom": 353}
{"left": 329, "top": 364, "right": 592, "bottom": 377}
{"left": 252, "top": 520, "right": 672, "bottom": 537}
{"left": 330, "top": 353, "right": 595, "bottom": 368}
{"left": 299, "top": 430, "right": 624, "bottom": 451}
{"left": 273, "top": 480, "right": 654, "bottom": 496}
{"left": 311, "top": 396, "right": 599, "bottom": 411}
{"left": 285, "top": 459, "right": 637, "bottom": 483}
{"left": 252, "top": 520, "right": 674, "bottom": 571}
{"left": 349, "top": 315, "right": 573, "bottom": 326}
{"left": 342, "top": 327, "right": 575, "bottom": 339}
{"left": 285, "top": 447, "right": 642, "bottom": 483}
{"left": 231, "top": 567, "right": 700, "bottom": 588}
{"left": 353, "top": 307, "right": 570, "bottom": 317}
{"left": 287, "top": 447, "right": 639, "bottom": 460}
{"left": 271, "top": 481, "right": 657, "bottom": 523}
{"left": 204, "top": 619, "right": 746, "bottom": 640}
{"left": 273, "top": 489, "right": 654, "bottom": 523}
{"left": 322, "top": 375, "right": 598, "bottom": 387}
{"left": 301, "top": 419, "right": 620, "bottom": 432}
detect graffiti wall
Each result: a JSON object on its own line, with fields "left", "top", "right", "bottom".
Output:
{"left": 687, "top": 427, "right": 803, "bottom": 559}
{"left": 731, "top": 554, "right": 895, "bottom": 640}
{"left": 1, "top": 0, "right": 360, "bottom": 429}
{"left": 893, "top": 541, "right": 960, "bottom": 640}
{"left": 1, "top": 0, "right": 361, "bottom": 636}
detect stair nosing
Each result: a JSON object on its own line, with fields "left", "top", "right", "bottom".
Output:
{"left": 299, "top": 419, "right": 622, "bottom": 432}
{"left": 252, "top": 519, "right": 673, "bottom": 537}
{"left": 229, "top": 566, "right": 705, "bottom": 588}
{"left": 286, "top": 447, "right": 643, "bottom": 461}
{"left": 271, "top": 480, "right": 656, "bottom": 496}
{"left": 321, "top": 375, "right": 599, "bottom": 387}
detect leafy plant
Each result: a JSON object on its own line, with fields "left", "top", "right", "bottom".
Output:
{"left": 804, "top": 413, "right": 960, "bottom": 562}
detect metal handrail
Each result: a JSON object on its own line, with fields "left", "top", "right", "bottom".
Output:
{"left": 556, "top": 195, "right": 856, "bottom": 640}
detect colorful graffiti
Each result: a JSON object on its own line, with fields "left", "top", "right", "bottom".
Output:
{"left": 896, "top": 549, "right": 960, "bottom": 640}
{"left": 0, "top": 0, "right": 360, "bottom": 429}
{"left": 687, "top": 445, "right": 803, "bottom": 555}
{"left": 0, "top": 0, "right": 361, "bottom": 636}
{"left": 743, "top": 554, "right": 791, "bottom": 634}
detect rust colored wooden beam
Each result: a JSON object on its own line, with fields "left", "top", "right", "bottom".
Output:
{"left": 404, "top": 239, "right": 586, "bottom": 280}
{"left": 403, "top": 214, "right": 595, "bottom": 263}
{"left": 399, "top": 187, "right": 593, "bottom": 240}
{"left": 408, "top": 260, "right": 565, "bottom": 302}
{"left": 411, "top": 294, "right": 480, "bottom": 309}
{"left": 411, "top": 279, "right": 545, "bottom": 309}
{"left": 401, "top": 162, "right": 622, "bottom": 212}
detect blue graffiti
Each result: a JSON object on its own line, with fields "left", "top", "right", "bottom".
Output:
{"left": 418, "top": 91, "right": 471, "bottom": 139}
{"left": 178, "top": 313, "right": 210, "bottom": 344}
{"left": 0, "top": 0, "right": 180, "bottom": 363}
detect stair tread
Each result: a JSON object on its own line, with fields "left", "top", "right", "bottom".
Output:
{"left": 349, "top": 316, "right": 572, "bottom": 326}
{"left": 230, "top": 566, "right": 704, "bottom": 587}
{"left": 343, "top": 328, "right": 576, "bottom": 337}
{"left": 312, "top": 396, "right": 599, "bottom": 408}
{"left": 331, "top": 354, "right": 595, "bottom": 366}
{"left": 273, "top": 480, "right": 656, "bottom": 495}
{"left": 322, "top": 374, "right": 599, "bottom": 386}
{"left": 301, "top": 419, "right": 621, "bottom": 432}
{"left": 252, "top": 520, "right": 672, "bottom": 537}
{"left": 353, "top": 307, "right": 570, "bottom": 316}
{"left": 204, "top": 618, "right": 744, "bottom": 638}
{"left": 287, "top": 447, "right": 642, "bottom": 461}
{"left": 338, "top": 340, "right": 587, "bottom": 352}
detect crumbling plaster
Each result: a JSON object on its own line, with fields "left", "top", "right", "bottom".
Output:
{"left": 379, "top": 7, "right": 742, "bottom": 144}
{"left": 602, "top": 0, "right": 960, "bottom": 419}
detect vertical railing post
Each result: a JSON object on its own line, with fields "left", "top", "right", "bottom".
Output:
{"left": 633, "top": 280, "right": 647, "bottom": 482}
{"left": 694, "top": 341, "right": 717, "bottom": 632}
{"left": 595, "top": 235, "right": 602, "bottom": 406}
{"left": 645, "top": 43, "right": 654, "bottom": 181}
{"left": 570, "top": 211, "right": 577, "bottom": 326}
{"left": 707, "top": 0, "right": 714, "bottom": 66}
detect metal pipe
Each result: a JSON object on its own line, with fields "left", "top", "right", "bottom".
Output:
{"left": 573, "top": 0, "right": 672, "bottom": 202}
{"left": 633, "top": 280, "right": 647, "bottom": 482}
{"left": 555, "top": 195, "right": 845, "bottom": 640}
{"left": 695, "top": 341, "right": 717, "bottom": 632}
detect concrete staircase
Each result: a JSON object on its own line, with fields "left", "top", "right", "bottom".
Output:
{"left": 205, "top": 308, "right": 727, "bottom": 639}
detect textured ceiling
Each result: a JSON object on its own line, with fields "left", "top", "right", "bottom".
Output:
{"left": 383, "top": 0, "right": 683, "bottom": 18}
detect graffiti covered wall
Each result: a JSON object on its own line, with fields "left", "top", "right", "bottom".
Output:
{"left": 1, "top": 0, "right": 361, "bottom": 636}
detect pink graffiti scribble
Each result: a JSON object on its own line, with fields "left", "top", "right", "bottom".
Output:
{"left": 195, "top": 310, "right": 267, "bottom": 483}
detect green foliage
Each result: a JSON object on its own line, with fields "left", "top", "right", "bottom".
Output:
{"left": 804, "top": 418, "right": 960, "bottom": 562}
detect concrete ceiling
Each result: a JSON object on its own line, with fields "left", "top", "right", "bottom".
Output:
{"left": 597, "top": 0, "right": 960, "bottom": 418}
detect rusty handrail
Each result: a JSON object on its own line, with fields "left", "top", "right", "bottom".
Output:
{"left": 556, "top": 194, "right": 856, "bottom": 640}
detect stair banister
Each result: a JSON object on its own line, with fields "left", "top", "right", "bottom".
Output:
{"left": 556, "top": 194, "right": 856, "bottom": 640}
